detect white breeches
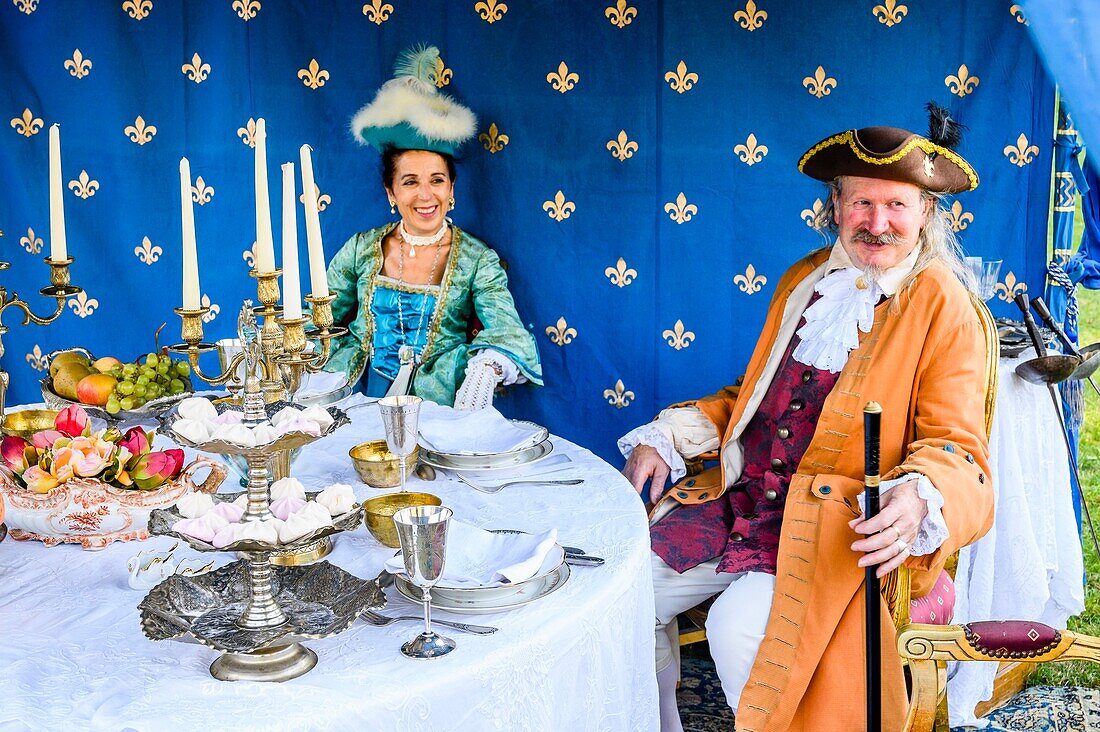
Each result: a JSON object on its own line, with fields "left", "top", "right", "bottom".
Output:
{"left": 652, "top": 553, "right": 776, "bottom": 710}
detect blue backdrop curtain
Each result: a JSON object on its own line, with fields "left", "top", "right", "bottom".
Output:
{"left": 0, "top": 0, "right": 1055, "bottom": 463}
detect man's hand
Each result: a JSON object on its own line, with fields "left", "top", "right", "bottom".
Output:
{"left": 622, "top": 445, "right": 672, "bottom": 504}
{"left": 848, "top": 479, "right": 928, "bottom": 577}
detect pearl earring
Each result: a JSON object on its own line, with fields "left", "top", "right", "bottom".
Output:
{"left": 390, "top": 201, "right": 396, "bottom": 215}
{"left": 448, "top": 196, "right": 456, "bottom": 211}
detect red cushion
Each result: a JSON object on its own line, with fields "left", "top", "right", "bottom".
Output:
{"left": 963, "top": 621, "right": 1061, "bottom": 658}
{"left": 908, "top": 568, "right": 955, "bottom": 625}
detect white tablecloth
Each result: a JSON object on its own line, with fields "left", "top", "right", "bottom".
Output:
{"left": 948, "top": 353, "right": 1086, "bottom": 727}
{"left": 0, "top": 397, "right": 659, "bottom": 732}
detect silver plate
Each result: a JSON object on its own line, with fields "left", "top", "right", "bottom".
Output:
{"left": 394, "top": 562, "right": 570, "bottom": 615}
{"left": 419, "top": 439, "right": 554, "bottom": 472}
{"left": 393, "top": 541, "right": 566, "bottom": 603}
{"left": 420, "top": 419, "right": 548, "bottom": 458}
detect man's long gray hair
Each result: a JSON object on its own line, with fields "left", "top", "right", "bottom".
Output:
{"left": 812, "top": 177, "right": 977, "bottom": 296}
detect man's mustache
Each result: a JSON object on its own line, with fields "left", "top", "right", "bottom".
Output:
{"left": 852, "top": 229, "right": 903, "bottom": 246}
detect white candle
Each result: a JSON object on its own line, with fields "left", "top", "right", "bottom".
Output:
{"left": 48, "top": 124, "right": 68, "bottom": 262}
{"left": 253, "top": 118, "right": 276, "bottom": 273}
{"left": 299, "top": 144, "right": 330, "bottom": 298}
{"left": 180, "top": 158, "right": 200, "bottom": 310}
{"left": 280, "top": 162, "right": 303, "bottom": 320}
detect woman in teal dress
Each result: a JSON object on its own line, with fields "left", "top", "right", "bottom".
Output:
{"left": 325, "top": 47, "right": 541, "bottom": 407}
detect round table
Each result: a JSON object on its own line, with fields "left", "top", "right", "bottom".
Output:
{"left": 0, "top": 398, "right": 659, "bottom": 731}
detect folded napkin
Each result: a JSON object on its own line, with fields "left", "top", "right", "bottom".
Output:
{"left": 296, "top": 370, "right": 348, "bottom": 399}
{"left": 418, "top": 402, "right": 542, "bottom": 454}
{"left": 385, "top": 520, "right": 558, "bottom": 587}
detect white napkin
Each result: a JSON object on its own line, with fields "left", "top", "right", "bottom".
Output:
{"left": 296, "top": 370, "right": 348, "bottom": 399}
{"left": 385, "top": 520, "right": 558, "bottom": 587}
{"left": 418, "top": 402, "right": 542, "bottom": 454}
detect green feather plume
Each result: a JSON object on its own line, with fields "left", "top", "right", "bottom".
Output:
{"left": 393, "top": 44, "right": 440, "bottom": 85}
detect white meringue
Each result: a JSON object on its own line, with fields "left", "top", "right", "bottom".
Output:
{"left": 213, "top": 423, "right": 256, "bottom": 447}
{"left": 172, "top": 512, "right": 229, "bottom": 544}
{"left": 175, "top": 492, "right": 215, "bottom": 519}
{"left": 233, "top": 494, "right": 250, "bottom": 511}
{"left": 275, "top": 417, "right": 321, "bottom": 437}
{"left": 251, "top": 424, "right": 280, "bottom": 445}
{"left": 172, "top": 418, "right": 210, "bottom": 445}
{"left": 177, "top": 396, "right": 218, "bottom": 422}
{"left": 270, "top": 496, "right": 307, "bottom": 521}
{"left": 271, "top": 406, "right": 302, "bottom": 428}
{"left": 210, "top": 501, "right": 245, "bottom": 523}
{"left": 211, "top": 522, "right": 243, "bottom": 549}
{"left": 301, "top": 405, "right": 335, "bottom": 431}
{"left": 213, "top": 409, "right": 245, "bottom": 425}
{"left": 269, "top": 477, "right": 307, "bottom": 501}
{"left": 277, "top": 512, "right": 316, "bottom": 543}
{"left": 316, "top": 483, "right": 356, "bottom": 516}
{"left": 298, "top": 500, "right": 335, "bottom": 528}
{"left": 237, "top": 519, "right": 279, "bottom": 544}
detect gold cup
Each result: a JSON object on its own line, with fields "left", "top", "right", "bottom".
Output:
{"left": 349, "top": 440, "right": 420, "bottom": 488}
{"left": 1, "top": 409, "right": 60, "bottom": 439}
{"left": 362, "top": 492, "right": 442, "bottom": 548}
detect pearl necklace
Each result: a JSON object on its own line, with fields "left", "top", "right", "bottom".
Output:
{"left": 394, "top": 236, "right": 445, "bottom": 364}
{"left": 398, "top": 220, "right": 447, "bottom": 258}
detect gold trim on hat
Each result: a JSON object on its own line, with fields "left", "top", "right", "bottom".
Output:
{"left": 798, "top": 130, "right": 979, "bottom": 191}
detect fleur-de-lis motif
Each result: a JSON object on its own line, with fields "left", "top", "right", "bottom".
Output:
{"left": 475, "top": 0, "right": 507, "bottom": 23}
{"left": 733, "top": 1, "right": 767, "bottom": 31}
{"left": 1010, "top": 4, "right": 1027, "bottom": 25}
{"left": 238, "top": 118, "right": 258, "bottom": 148}
{"left": 64, "top": 49, "right": 92, "bottom": 79}
{"left": 232, "top": 0, "right": 261, "bottom": 20}
{"left": 124, "top": 116, "right": 157, "bottom": 145}
{"left": 605, "top": 257, "right": 638, "bottom": 287}
{"left": 10, "top": 108, "right": 44, "bottom": 137}
{"left": 603, "top": 379, "right": 635, "bottom": 408}
{"left": 201, "top": 294, "right": 219, "bottom": 323}
{"left": 192, "top": 176, "right": 215, "bottom": 205}
{"left": 663, "top": 320, "right": 696, "bottom": 350}
{"left": 605, "top": 0, "right": 637, "bottom": 28}
{"left": 546, "top": 62, "right": 579, "bottom": 94}
{"left": 243, "top": 245, "right": 256, "bottom": 269}
{"left": 946, "top": 201, "right": 974, "bottom": 232}
{"left": 13, "top": 0, "right": 37, "bottom": 14}
{"left": 993, "top": 271, "right": 1027, "bottom": 302}
{"left": 664, "top": 192, "right": 698, "bottom": 224}
{"left": 872, "top": 0, "right": 907, "bottom": 26}
{"left": 801, "top": 198, "right": 824, "bottom": 227}
{"left": 802, "top": 66, "right": 837, "bottom": 98}
{"left": 1003, "top": 133, "right": 1039, "bottom": 167}
{"left": 434, "top": 57, "right": 452, "bottom": 88}
{"left": 20, "top": 227, "right": 43, "bottom": 254}
{"left": 545, "top": 317, "right": 577, "bottom": 346}
{"left": 122, "top": 0, "right": 152, "bottom": 20}
{"left": 68, "top": 291, "right": 99, "bottom": 318}
{"left": 26, "top": 344, "right": 49, "bottom": 371}
{"left": 68, "top": 170, "right": 99, "bottom": 199}
{"left": 734, "top": 264, "right": 767, "bottom": 294}
{"left": 607, "top": 130, "right": 639, "bottom": 161}
{"left": 135, "top": 236, "right": 161, "bottom": 264}
{"left": 543, "top": 191, "right": 576, "bottom": 222}
{"left": 945, "top": 64, "right": 979, "bottom": 97}
{"left": 182, "top": 53, "right": 211, "bottom": 84}
{"left": 479, "top": 123, "right": 509, "bottom": 153}
{"left": 362, "top": 0, "right": 392, "bottom": 24}
{"left": 299, "top": 184, "right": 331, "bottom": 212}
{"left": 298, "top": 59, "right": 330, "bottom": 90}
{"left": 665, "top": 61, "right": 698, "bottom": 94}
{"left": 734, "top": 134, "right": 769, "bottom": 166}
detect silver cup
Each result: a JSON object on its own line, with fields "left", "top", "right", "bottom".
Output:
{"left": 378, "top": 395, "right": 422, "bottom": 492}
{"left": 393, "top": 504, "right": 456, "bottom": 659}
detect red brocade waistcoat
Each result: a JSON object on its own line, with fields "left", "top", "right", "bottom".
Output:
{"left": 651, "top": 326, "right": 840, "bottom": 575}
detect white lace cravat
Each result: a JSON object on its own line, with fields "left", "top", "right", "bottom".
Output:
{"left": 792, "top": 267, "right": 882, "bottom": 373}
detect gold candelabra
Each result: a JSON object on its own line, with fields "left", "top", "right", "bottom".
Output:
{"left": 0, "top": 250, "right": 81, "bottom": 420}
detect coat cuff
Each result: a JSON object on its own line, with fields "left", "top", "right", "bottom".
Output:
{"left": 617, "top": 424, "right": 688, "bottom": 482}
{"left": 857, "top": 473, "right": 948, "bottom": 556}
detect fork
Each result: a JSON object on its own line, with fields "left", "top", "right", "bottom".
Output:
{"left": 361, "top": 609, "right": 498, "bottom": 635}
{"left": 451, "top": 473, "right": 583, "bottom": 494}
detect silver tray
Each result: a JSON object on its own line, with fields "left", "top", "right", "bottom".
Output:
{"left": 158, "top": 399, "right": 350, "bottom": 457}
{"left": 395, "top": 562, "right": 570, "bottom": 615}
{"left": 420, "top": 439, "right": 554, "bottom": 472}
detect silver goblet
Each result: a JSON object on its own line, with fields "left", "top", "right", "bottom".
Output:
{"left": 393, "top": 504, "right": 456, "bottom": 659}
{"left": 378, "top": 394, "right": 422, "bottom": 492}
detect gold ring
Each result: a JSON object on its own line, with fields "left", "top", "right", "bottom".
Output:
{"left": 891, "top": 526, "right": 902, "bottom": 541}
{"left": 894, "top": 538, "right": 909, "bottom": 554}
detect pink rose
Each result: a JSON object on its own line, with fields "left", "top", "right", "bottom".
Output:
{"left": 32, "top": 430, "right": 66, "bottom": 450}
{"left": 118, "top": 427, "right": 151, "bottom": 457}
{"left": 1, "top": 436, "right": 31, "bottom": 473}
{"left": 54, "top": 404, "right": 91, "bottom": 438}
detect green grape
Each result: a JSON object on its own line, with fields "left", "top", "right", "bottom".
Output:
{"left": 156, "top": 362, "right": 169, "bottom": 376}
{"left": 116, "top": 380, "right": 135, "bottom": 396}
{"left": 122, "top": 364, "right": 138, "bottom": 378}
{"left": 119, "top": 396, "right": 135, "bottom": 411}
{"left": 105, "top": 399, "right": 121, "bottom": 415}
{"left": 132, "top": 384, "right": 147, "bottom": 398}
{"left": 169, "top": 378, "right": 185, "bottom": 394}
{"left": 132, "top": 396, "right": 147, "bottom": 408}
{"left": 136, "top": 374, "right": 151, "bottom": 386}
{"left": 144, "top": 353, "right": 159, "bottom": 367}
{"left": 174, "top": 361, "right": 190, "bottom": 377}
{"left": 147, "top": 384, "right": 162, "bottom": 399}
{"left": 109, "top": 365, "right": 123, "bottom": 378}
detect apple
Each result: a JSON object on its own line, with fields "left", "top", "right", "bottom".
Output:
{"left": 76, "top": 373, "right": 118, "bottom": 406}
{"left": 92, "top": 356, "right": 122, "bottom": 373}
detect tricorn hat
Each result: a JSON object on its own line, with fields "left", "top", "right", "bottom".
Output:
{"left": 798, "top": 103, "right": 979, "bottom": 193}
{"left": 351, "top": 45, "right": 477, "bottom": 156}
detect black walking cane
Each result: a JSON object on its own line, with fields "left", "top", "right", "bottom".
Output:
{"left": 863, "top": 401, "right": 883, "bottom": 732}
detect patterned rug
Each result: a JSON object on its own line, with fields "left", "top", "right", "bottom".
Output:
{"left": 677, "top": 654, "right": 1100, "bottom": 732}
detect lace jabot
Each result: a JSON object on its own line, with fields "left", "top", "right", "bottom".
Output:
{"left": 791, "top": 267, "right": 882, "bottom": 373}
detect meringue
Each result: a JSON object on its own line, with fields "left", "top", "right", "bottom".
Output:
{"left": 177, "top": 396, "right": 218, "bottom": 422}
{"left": 237, "top": 519, "right": 280, "bottom": 544}
{"left": 270, "top": 496, "right": 307, "bottom": 521}
{"left": 213, "top": 423, "right": 256, "bottom": 447}
{"left": 269, "top": 477, "right": 307, "bottom": 501}
{"left": 175, "top": 492, "right": 215, "bottom": 519}
{"left": 211, "top": 522, "right": 243, "bottom": 549}
{"left": 213, "top": 409, "right": 245, "bottom": 425}
{"left": 302, "top": 405, "right": 335, "bottom": 432}
{"left": 271, "top": 406, "right": 302, "bottom": 428}
{"left": 210, "top": 501, "right": 245, "bottom": 524}
{"left": 276, "top": 417, "right": 321, "bottom": 437}
{"left": 172, "top": 418, "right": 210, "bottom": 445}
{"left": 298, "top": 500, "right": 335, "bottom": 528}
{"left": 172, "top": 512, "right": 229, "bottom": 544}
{"left": 316, "top": 483, "right": 356, "bottom": 516}
{"left": 251, "top": 424, "right": 280, "bottom": 445}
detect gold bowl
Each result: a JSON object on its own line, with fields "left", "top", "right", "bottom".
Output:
{"left": 349, "top": 440, "right": 419, "bottom": 488}
{"left": 1, "top": 409, "right": 60, "bottom": 439}
{"left": 362, "top": 492, "right": 441, "bottom": 548}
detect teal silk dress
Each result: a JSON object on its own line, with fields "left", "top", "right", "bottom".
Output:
{"left": 326, "top": 222, "right": 543, "bottom": 405}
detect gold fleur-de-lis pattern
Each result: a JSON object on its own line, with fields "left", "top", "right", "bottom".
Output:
{"left": 603, "top": 379, "right": 634, "bottom": 408}
{"left": 238, "top": 118, "right": 258, "bottom": 148}
{"left": 994, "top": 272, "right": 1027, "bottom": 301}
{"left": 872, "top": 0, "right": 907, "bottom": 27}
{"left": 664, "top": 61, "right": 697, "bottom": 93}
{"left": 362, "top": 0, "right": 392, "bottom": 24}
{"left": 803, "top": 66, "right": 837, "bottom": 98}
{"left": 605, "top": 257, "right": 637, "bottom": 287}
{"left": 801, "top": 198, "right": 824, "bottom": 227}
{"left": 734, "top": 133, "right": 768, "bottom": 165}
{"left": 68, "top": 170, "right": 99, "bottom": 199}
{"left": 434, "top": 57, "right": 453, "bottom": 88}
{"left": 232, "top": 0, "right": 261, "bottom": 21}
{"left": 64, "top": 49, "right": 92, "bottom": 79}
{"left": 1010, "top": 4, "right": 1028, "bottom": 25}
{"left": 945, "top": 64, "right": 979, "bottom": 97}
{"left": 68, "top": 291, "right": 99, "bottom": 318}
{"left": 1003, "top": 133, "right": 1039, "bottom": 167}
{"left": 946, "top": 201, "right": 974, "bottom": 232}
{"left": 605, "top": 0, "right": 637, "bottom": 29}
{"left": 733, "top": 1, "right": 767, "bottom": 32}
{"left": 663, "top": 320, "right": 695, "bottom": 350}
{"left": 298, "top": 59, "right": 330, "bottom": 90}
{"left": 475, "top": 0, "right": 507, "bottom": 23}
{"left": 664, "top": 192, "right": 697, "bottom": 224}
{"left": 135, "top": 236, "right": 161, "bottom": 264}
{"left": 182, "top": 53, "right": 210, "bottom": 83}
{"left": 26, "top": 344, "right": 49, "bottom": 372}
{"left": 607, "top": 130, "right": 638, "bottom": 161}
{"left": 124, "top": 116, "right": 157, "bottom": 145}
{"left": 122, "top": 0, "right": 151, "bottom": 20}
{"left": 192, "top": 176, "right": 215, "bottom": 205}
{"left": 299, "top": 184, "right": 331, "bottom": 212}
{"left": 13, "top": 0, "right": 37, "bottom": 14}
{"left": 547, "top": 62, "right": 579, "bottom": 93}
{"left": 201, "top": 294, "right": 219, "bottom": 323}
{"left": 734, "top": 264, "right": 767, "bottom": 294}
{"left": 545, "top": 317, "right": 577, "bottom": 346}
{"left": 20, "top": 227, "right": 43, "bottom": 254}
{"left": 10, "top": 108, "right": 44, "bottom": 137}
{"left": 479, "top": 123, "right": 509, "bottom": 153}
{"left": 543, "top": 191, "right": 576, "bottom": 221}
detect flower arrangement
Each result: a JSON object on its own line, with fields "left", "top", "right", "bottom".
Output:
{"left": 0, "top": 405, "right": 183, "bottom": 494}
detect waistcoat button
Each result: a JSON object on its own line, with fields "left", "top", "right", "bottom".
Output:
{"left": 789, "top": 399, "right": 804, "bottom": 411}
{"left": 777, "top": 426, "right": 791, "bottom": 439}
{"left": 764, "top": 489, "right": 779, "bottom": 500}
{"left": 731, "top": 532, "right": 744, "bottom": 542}
{"left": 771, "top": 457, "right": 785, "bottom": 469}
{"left": 801, "top": 370, "right": 813, "bottom": 383}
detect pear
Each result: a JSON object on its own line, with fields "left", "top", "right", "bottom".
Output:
{"left": 49, "top": 351, "right": 90, "bottom": 380}
{"left": 52, "top": 362, "right": 93, "bottom": 401}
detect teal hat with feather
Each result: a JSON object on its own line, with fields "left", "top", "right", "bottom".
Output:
{"left": 351, "top": 45, "right": 477, "bottom": 156}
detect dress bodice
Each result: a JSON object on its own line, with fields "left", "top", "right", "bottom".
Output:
{"left": 369, "top": 275, "right": 440, "bottom": 380}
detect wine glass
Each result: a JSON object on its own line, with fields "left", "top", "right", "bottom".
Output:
{"left": 966, "top": 257, "right": 1002, "bottom": 302}
{"left": 393, "top": 504, "right": 456, "bottom": 659}
{"left": 378, "top": 394, "right": 422, "bottom": 492}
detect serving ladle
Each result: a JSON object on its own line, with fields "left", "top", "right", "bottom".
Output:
{"left": 1031, "top": 297, "right": 1100, "bottom": 389}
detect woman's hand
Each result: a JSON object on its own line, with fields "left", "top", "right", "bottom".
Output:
{"left": 849, "top": 479, "right": 928, "bottom": 577}
{"left": 623, "top": 445, "right": 672, "bottom": 504}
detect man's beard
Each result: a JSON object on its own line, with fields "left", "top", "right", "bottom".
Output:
{"left": 851, "top": 229, "right": 902, "bottom": 282}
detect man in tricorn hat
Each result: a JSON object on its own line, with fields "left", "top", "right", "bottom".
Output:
{"left": 621, "top": 106, "right": 995, "bottom": 731}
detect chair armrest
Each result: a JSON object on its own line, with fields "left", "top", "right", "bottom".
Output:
{"left": 897, "top": 621, "right": 1100, "bottom": 664}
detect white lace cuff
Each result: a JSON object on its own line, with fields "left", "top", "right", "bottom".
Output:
{"left": 468, "top": 348, "right": 524, "bottom": 386}
{"left": 617, "top": 424, "right": 688, "bottom": 482}
{"left": 858, "top": 473, "right": 948, "bottom": 556}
